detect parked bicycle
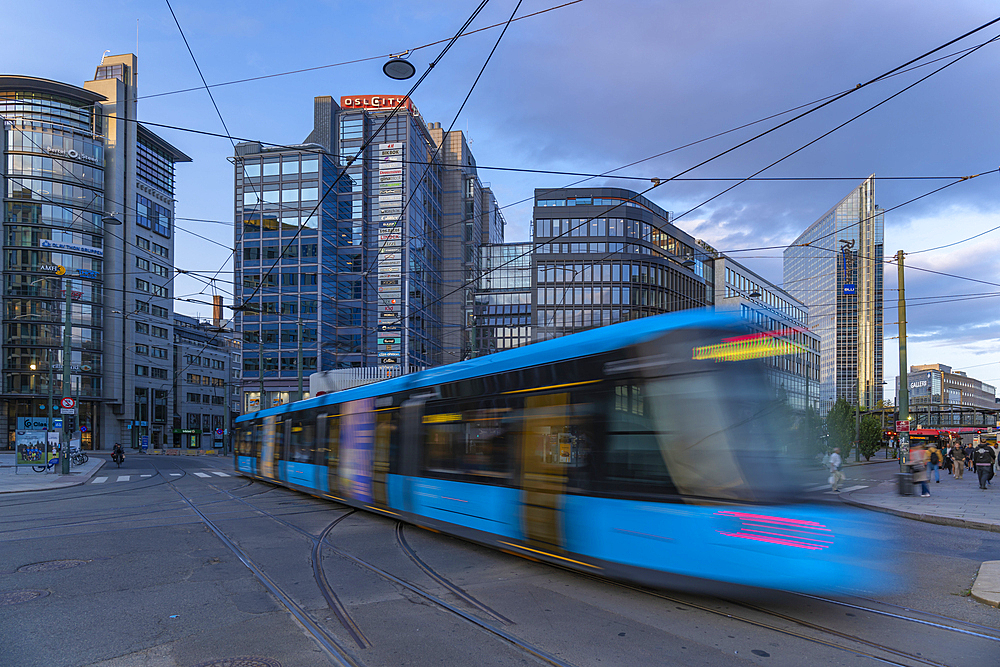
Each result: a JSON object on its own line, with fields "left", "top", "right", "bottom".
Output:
{"left": 70, "top": 449, "right": 88, "bottom": 466}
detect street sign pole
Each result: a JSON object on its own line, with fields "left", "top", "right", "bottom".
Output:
{"left": 896, "top": 251, "right": 910, "bottom": 472}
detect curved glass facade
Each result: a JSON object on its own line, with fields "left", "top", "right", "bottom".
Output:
{"left": 1, "top": 84, "right": 106, "bottom": 443}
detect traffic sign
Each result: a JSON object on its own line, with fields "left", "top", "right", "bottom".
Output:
{"left": 60, "top": 397, "right": 75, "bottom": 410}
{"left": 896, "top": 421, "right": 910, "bottom": 432}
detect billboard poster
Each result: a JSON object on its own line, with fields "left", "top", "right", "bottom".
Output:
{"left": 16, "top": 430, "right": 49, "bottom": 465}
{"left": 339, "top": 397, "right": 375, "bottom": 502}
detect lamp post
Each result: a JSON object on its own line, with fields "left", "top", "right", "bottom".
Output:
{"left": 60, "top": 277, "right": 72, "bottom": 474}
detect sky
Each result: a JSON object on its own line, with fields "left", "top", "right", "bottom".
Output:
{"left": 2, "top": 0, "right": 999, "bottom": 397}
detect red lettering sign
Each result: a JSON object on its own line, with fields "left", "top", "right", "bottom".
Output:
{"left": 340, "top": 95, "right": 417, "bottom": 114}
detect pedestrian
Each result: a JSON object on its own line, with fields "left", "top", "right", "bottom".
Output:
{"left": 828, "top": 447, "right": 844, "bottom": 492}
{"left": 942, "top": 441, "right": 954, "bottom": 475}
{"left": 972, "top": 441, "right": 996, "bottom": 490}
{"left": 965, "top": 443, "right": 974, "bottom": 472}
{"left": 910, "top": 443, "right": 931, "bottom": 497}
{"left": 927, "top": 443, "right": 942, "bottom": 483}
{"left": 950, "top": 440, "right": 965, "bottom": 480}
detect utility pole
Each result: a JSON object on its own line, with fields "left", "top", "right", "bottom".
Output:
{"left": 60, "top": 278, "right": 72, "bottom": 475}
{"left": 258, "top": 340, "right": 264, "bottom": 411}
{"left": 897, "top": 250, "right": 910, "bottom": 471}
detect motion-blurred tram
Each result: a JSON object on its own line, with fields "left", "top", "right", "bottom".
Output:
{"left": 234, "top": 311, "right": 894, "bottom": 595}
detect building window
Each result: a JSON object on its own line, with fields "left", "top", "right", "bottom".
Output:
{"left": 152, "top": 347, "right": 168, "bottom": 359}
{"left": 151, "top": 367, "right": 168, "bottom": 380}
{"left": 135, "top": 322, "right": 149, "bottom": 335}
{"left": 152, "top": 242, "right": 169, "bottom": 258}
{"left": 151, "top": 326, "right": 168, "bottom": 339}
{"left": 152, "top": 263, "right": 169, "bottom": 278}
{"left": 135, "top": 278, "right": 150, "bottom": 292}
{"left": 151, "top": 285, "right": 168, "bottom": 298}
{"left": 151, "top": 304, "right": 169, "bottom": 319}
{"left": 187, "top": 393, "right": 201, "bottom": 403}
{"left": 187, "top": 373, "right": 201, "bottom": 383}
{"left": 134, "top": 344, "right": 149, "bottom": 355}
{"left": 136, "top": 236, "right": 151, "bottom": 251}
{"left": 135, "top": 300, "right": 150, "bottom": 314}
{"left": 136, "top": 257, "right": 150, "bottom": 271}
{"left": 135, "top": 365, "right": 149, "bottom": 376}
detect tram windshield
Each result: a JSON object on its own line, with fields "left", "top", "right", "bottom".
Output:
{"left": 642, "top": 329, "right": 807, "bottom": 503}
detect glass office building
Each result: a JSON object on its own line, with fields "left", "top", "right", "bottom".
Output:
{"left": 1, "top": 55, "right": 189, "bottom": 451}
{"left": 533, "top": 188, "right": 712, "bottom": 340}
{"left": 714, "top": 255, "right": 820, "bottom": 412}
{"left": 783, "top": 176, "right": 884, "bottom": 411}
{"left": 473, "top": 188, "right": 712, "bottom": 353}
{"left": 234, "top": 95, "right": 498, "bottom": 407}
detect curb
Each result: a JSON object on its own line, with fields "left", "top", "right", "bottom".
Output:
{"left": 0, "top": 458, "right": 106, "bottom": 494}
{"left": 839, "top": 491, "right": 1000, "bottom": 534}
{"left": 971, "top": 561, "right": 1000, "bottom": 608}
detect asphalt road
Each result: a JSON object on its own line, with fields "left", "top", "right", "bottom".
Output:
{"left": 1, "top": 455, "right": 998, "bottom": 667}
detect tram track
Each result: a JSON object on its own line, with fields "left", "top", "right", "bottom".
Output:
{"left": 188, "top": 480, "right": 582, "bottom": 667}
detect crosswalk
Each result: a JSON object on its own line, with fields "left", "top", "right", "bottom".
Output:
{"left": 805, "top": 483, "right": 870, "bottom": 494}
{"left": 90, "top": 471, "right": 232, "bottom": 484}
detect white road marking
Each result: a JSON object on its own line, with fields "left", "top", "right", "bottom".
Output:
{"left": 140, "top": 474, "right": 151, "bottom": 478}
{"left": 170, "top": 473, "right": 182, "bottom": 476}
{"left": 193, "top": 472, "right": 211, "bottom": 478}
{"left": 92, "top": 477, "right": 108, "bottom": 484}
{"left": 806, "top": 484, "right": 831, "bottom": 492}
{"left": 840, "top": 485, "right": 868, "bottom": 492}
{"left": 211, "top": 472, "right": 229, "bottom": 477}
{"left": 117, "top": 475, "right": 130, "bottom": 482}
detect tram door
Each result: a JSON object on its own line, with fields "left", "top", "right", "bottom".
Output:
{"left": 373, "top": 410, "right": 396, "bottom": 507}
{"left": 520, "top": 393, "right": 569, "bottom": 551}
{"left": 259, "top": 415, "right": 278, "bottom": 479}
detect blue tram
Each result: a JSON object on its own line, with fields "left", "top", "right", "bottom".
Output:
{"left": 234, "top": 311, "right": 895, "bottom": 595}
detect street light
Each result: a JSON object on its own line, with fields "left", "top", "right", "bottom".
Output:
{"left": 102, "top": 212, "right": 123, "bottom": 226}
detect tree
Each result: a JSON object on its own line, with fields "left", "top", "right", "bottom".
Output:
{"left": 859, "top": 414, "right": 882, "bottom": 461}
{"left": 826, "top": 398, "right": 855, "bottom": 456}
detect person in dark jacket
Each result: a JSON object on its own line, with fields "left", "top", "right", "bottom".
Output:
{"left": 972, "top": 443, "right": 996, "bottom": 490}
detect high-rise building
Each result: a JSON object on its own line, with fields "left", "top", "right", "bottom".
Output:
{"left": 234, "top": 95, "right": 497, "bottom": 410}
{"left": 783, "top": 176, "right": 884, "bottom": 411}
{"left": 1, "top": 54, "right": 189, "bottom": 451}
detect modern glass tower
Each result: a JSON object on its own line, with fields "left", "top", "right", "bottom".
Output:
{"left": 234, "top": 95, "right": 497, "bottom": 409}
{"left": 783, "top": 176, "right": 884, "bottom": 411}
{"left": 1, "top": 54, "right": 189, "bottom": 451}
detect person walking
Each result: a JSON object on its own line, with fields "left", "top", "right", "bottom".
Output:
{"left": 910, "top": 443, "right": 931, "bottom": 497}
{"left": 972, "top": 441, "right": 996, "bottom": 490}
{"left": 965, "top": 443, "right": 974, "bottom": 472}
{"left": 927, "top": 443, "right": 942, "bottom": 483}
{"left": 829, "top": 447, "right": 844, "bottom": 492}
{"left": 951, "top": 440, "right": 965, "bottom": 480}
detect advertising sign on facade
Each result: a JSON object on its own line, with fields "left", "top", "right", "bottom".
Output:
{"left": 339, "top": 397, "right": 375, "bottom": 502}
{"left": 40, "top": 238, "right": 104, "bottom": 258}
{"left": 18, "top": 417, "right": 51, "bottom": 430}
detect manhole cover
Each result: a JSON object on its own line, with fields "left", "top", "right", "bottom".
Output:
{"left": 0, "top": 590, "right": 50, "bottom": 606}
{"left": 18, "top": 560, "right": 87, "bottom": 573}
{"left": 191, "top": 659, "right": 281, "bottom": 667}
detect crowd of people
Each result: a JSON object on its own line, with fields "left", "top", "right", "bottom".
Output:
{"left": 822, "top": 436, "right": 998, "bottom": 496}
{"left": 907, "top": 437, "right": 996, "bottom": 496}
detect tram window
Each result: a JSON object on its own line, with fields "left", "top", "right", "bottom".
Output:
{"left": 274, "top": 418, "right": 287, "bottom": 461}
{"left": 423, "top": 401, "right": 511, "bottom": 481}
{"left": 289, "top": 418, "right": 315, "bottom": 463}
{"left": 318, "top": 412, "right": 339, "bottom": 468}
{"left": 597, "top": 383, "right": 676, "bottom": 494}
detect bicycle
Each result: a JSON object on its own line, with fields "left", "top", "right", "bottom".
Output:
{"left": 71, "top": 450, "right": 88, "bottom": 466}
{"left": 32, "top": 457, "right": 60, "bottom": 473}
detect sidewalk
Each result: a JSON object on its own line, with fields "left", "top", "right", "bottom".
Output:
{"left": 840, "top": 462, "right": 1000, "bottom": 534}
{"left": 0, "top": 452, "right": 106, "bottom": 493}
{"left": 840, "top": 461, "right": 1000, "bottom": 608}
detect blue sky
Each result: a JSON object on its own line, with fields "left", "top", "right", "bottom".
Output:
{"left": 3, "top": 0, "right": 999, "bottom": 394}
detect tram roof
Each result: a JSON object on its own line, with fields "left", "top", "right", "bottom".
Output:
{"left": 238, "top": 308, "right": 739, "bottom": 421}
